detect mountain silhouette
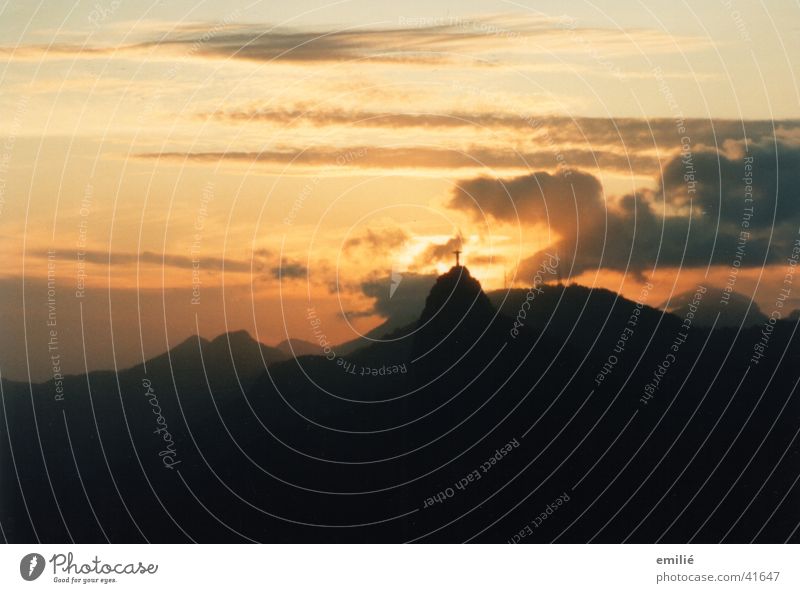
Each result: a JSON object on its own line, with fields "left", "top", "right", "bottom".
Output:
{"left": 1, "top": 270, "right": 799, "bottom": 543}
{"left": 419, "top": 265, "right": 495, "bottom": 325}
{"left": 276, "top": 338, "right": 321, "bottom": 357}
{"left": 412, "top": 265, "right": 499, "bottom": 380}
{"left": 664, "top": 288, "right": 769, "bottom": 328}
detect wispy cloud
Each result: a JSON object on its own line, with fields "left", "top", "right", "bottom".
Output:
{"left": 135, "top": 117, "right": 800, "bottom": 177}
{"left": 343, "top": 228, "right": 409, "bottom": 253}
{"left": 207, "top": 109, "right": 799, "bottom": 149}
{"left": 0, "top": 16, "right": 714, "bottom": 65}
{"left": 134, "top": 145, "right": 660, "bottom": 174}
{"left": 270, "top": 257, "right": 308, "bottom": 279}
{"left": 30, "top": 249, "right": 265, "bottom": 273}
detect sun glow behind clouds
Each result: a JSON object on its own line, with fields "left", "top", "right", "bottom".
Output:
{"left": 0, "top": 2, "right": 798, "bottom": 380}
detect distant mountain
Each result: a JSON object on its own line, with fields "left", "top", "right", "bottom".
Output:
{"left": 663, "top": 288, "right": 769, "bottom": 328}
{"left": 276, "top": 338, "right": 322, "bottom": 357}
{"left": 335, "top": 313, "right": 420, "bottom": 356}
{"left": 144, "top": 330, "right": 287, "bottom": 378}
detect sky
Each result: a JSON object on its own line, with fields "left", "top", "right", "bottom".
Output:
{"left": 0, "top": 0, "right": 799, "bottom": 380}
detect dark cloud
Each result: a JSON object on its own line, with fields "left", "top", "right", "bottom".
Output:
{"left": 197, "top": 109, "right": 800, "bottom": 179}
{"left": 270, "top": 258, "right": 308, "bottom": 279}
{"left": 32, "top": 249, "right": 263, "bottom": 273}
{"left": 451, "top": 140, "right": 800, "bottom": 279}
{"left": 661, "top": 140, "right": 800, "bottom": 230}
{"left": 338, "top": 309, "right": 377, "bottom": 320}
{"left": 343, "top": 228, "right": 408, "bottom": 253}
{"left": 467, "top": 254, "right": 504, "bottom": 265}
{"left": 416, "top": 234, "right": 464, "bottom": 266}
{"left": 4, "top": 20, "right": 508, "bottom": 65}
{"left": 136, "top": 146, "right": 657, "bottom": 174}
{"left": 33, "top": 248, "right": 314, "bottom": 282}
{"left": 138, "top": 115, "right": 798, "bottom": 177}
{"left": 140, "top": 23, "right": 470, "bottom": 64}
{"left": 360, "top": 272, "right": 437, "bottom": 322}
{"left": 2, "top": 16, "right": 716, "bottom": 65}
{"left": 450, "top": 168, "right": 603, "bottom": 226}
{"left": 214, "top": 107, "right": 537, "bottom": 128}
{"left": 211, "top": 108, "right": 798, "bottom": 152}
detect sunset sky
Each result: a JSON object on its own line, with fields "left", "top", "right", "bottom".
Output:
{"left": 1, "top": 0, "right": 799, "bottom": 380}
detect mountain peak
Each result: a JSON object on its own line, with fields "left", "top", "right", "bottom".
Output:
{"left": 211, "top": 329, "right": 255, "bottom": 347}
{"left": 419, "top": 265, "right": 494, "bottom": 324}
{"left": 411, "top": 266, "right": 499, "bottom": 377}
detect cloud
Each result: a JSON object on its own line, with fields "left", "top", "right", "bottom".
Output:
{"left": 135, "top": 26, "right": 453, "bottom": 65}
{"left": 138, "top": 116, "right": 800, "bottom": 177}
{"left": 212, "top": 107, "right": 540, "bottom": 129}
{"left": 415, "top": 234, "right": 464, "bottom": 266}
{"left": 343, "top": 228, "right": 408, "bottom": 253}
{"left": 450, "top": 140, "right": 800, "bottom": 279}
{"left": 32, "top": 248, "right": 314, "bottom": 282}
{"left": 31, "top": 249, "right": 263, "bottom": 273}
{"left": 1, "top": 16, "right": 713, "bottom": 65}
{"left": 209, "top": 109, "right": 798, "bottom": 153}
{"left": 450, "top": 168, "right": 603, "bottom": 225}
{"left": 135, "top": 146, "right": 659, "bottom": 174}
{"left": 269, "top": 258, "right": 308, "bottom": 279}
{"left": 660, "top": 139, "right": 800, "bottom": 230}
{"left": 0, "top": 19, "right": 504, "bottom": 65}
{"left": 359, "top": 272, "right": 437, "bottom": 323}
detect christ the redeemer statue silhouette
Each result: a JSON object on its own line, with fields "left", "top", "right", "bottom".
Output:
{"left": 453, "top": 249, "right": 462, "bottom": 267}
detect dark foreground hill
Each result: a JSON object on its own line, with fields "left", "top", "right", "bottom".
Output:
{"left": 2, "top": 267, "right": 799, "bottom": 543}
